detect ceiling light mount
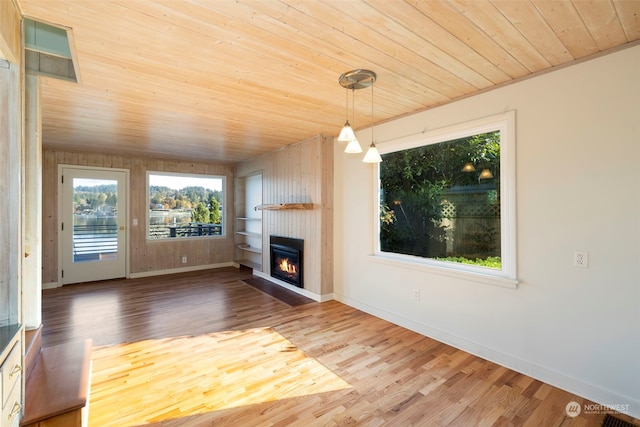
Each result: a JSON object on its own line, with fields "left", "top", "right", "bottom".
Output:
{"left": 339, "top": 69, "right": 377, "bottom": 90}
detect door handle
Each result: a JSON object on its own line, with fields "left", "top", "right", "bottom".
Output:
{"left": 119, "top": 226, "right": 125, "bottom": 231}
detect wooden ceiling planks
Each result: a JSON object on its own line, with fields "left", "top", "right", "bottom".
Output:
{"left": 449, "top": 0, "right": 553, "bottom": 73}
{"left": 614, "top": 0, "right": 640, "bottom": 40}
{"left": 405, "top": 0, "right": 533, "bottom": 79}
{"left": 490, "top": 0, "right": 575, "bottom": 67}
{"left": 532, "top": 1, "right": 602, "bottom": 58}
{"left": 17, "top": 0, "right": 640, "bottom": 163}
{"left": 279, "top": 0, "right": 477, "bottom": 96}
{"left": 573, "top": 0, "right": 630, "bottom": 50}
{"left": 365, "top": 0, "right": 511, "bottom": 87}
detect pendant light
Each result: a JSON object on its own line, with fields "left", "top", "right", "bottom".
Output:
{"left": 461, "top": 162, "right": 476, "bottom": 172}
{"left": 337, "top": 88, "right": 356, "bottom": 142}
{"left": 338, "top": 69, "right": 376, "bottom": 157}
{"left": 362, "top": 79, "right": 382, "bottom": 163}
{"left": 479, "top": 168, "right": 494, "bottom": 180}
{"left": 344, "top": 139, "right": 363, "bottom": 153}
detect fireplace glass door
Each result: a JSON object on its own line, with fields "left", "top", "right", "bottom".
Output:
{"left": 270, "top": 236, "right": 303, "bottom": 288}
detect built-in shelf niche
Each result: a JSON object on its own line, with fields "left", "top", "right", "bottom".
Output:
{"left": 234, "top": 172, "right": 263, "bottom": 271}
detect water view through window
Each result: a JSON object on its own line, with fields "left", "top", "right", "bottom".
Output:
{"left": 73, "top": 178, "right": 118, "bottom": 263}
{"left": 148, "top": 173, "right": 224, "bottom": 240}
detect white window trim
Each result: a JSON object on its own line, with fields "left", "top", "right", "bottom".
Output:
{"left": 372, "top": 111, "right": 518, "bottom": 288}
{"left": 146, "top": 171, "right": 226, "bottom": 241}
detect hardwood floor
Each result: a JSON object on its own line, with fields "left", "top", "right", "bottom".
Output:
{"left": 41, "top": 267, "right": 638, "bottom": 426}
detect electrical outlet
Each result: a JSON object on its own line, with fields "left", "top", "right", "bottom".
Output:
{"left": 181, "top": 256, "right": 187, "bottom": 264}
{"left": 413, "top": 289, "right": 420, "bottom": 301}
{"left": 574, "top": 251, "right": 588, "bottom": 268}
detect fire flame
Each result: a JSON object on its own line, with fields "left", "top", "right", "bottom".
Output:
{"left": 279, "top": 258, "right": 297, "bottom": 275}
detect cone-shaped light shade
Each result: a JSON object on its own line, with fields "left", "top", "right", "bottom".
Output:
{"left": 479, "top": 168, "right": 493, "bottom": 179}
{"left": 461, "top": 162, "right": 476, "bottom": 172}
{"left": 337, "top": 121, "right": 356, "bottom": 142}
{"left": 363, "top": 142, "right": 382, "bottom": 163}
{"left": 344, "top": 138, "right": 363, "bottom": 153}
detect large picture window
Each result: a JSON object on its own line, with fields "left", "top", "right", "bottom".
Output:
{"left": 147, "top": 172, "right": 225, "bottom": 240}
{"left": 376, "top": 112, "right": 516, "bottom": 284}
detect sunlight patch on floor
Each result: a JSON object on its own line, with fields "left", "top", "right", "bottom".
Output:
{"left": 88, "top": 328, "right": 352, "bottom": 426}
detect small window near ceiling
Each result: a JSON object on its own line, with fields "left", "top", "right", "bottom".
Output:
{"left": 376, "top": 112, "right": 516, "bottom": 283}
{"left": 147, "top": 172, "right": 225, "bottom": 240}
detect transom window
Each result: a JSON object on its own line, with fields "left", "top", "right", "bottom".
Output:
{"left": 147, "top": 172, "right": 225, "bottom": 240}
{"left": 375, "top": 112, "right": 516, "bottom": 285}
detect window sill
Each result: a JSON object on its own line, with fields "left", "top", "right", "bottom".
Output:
{"left": 367, "top": 253, "right": 519, "bottom": 290}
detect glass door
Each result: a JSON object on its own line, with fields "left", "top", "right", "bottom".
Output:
{"left": 61, "top": 167, "right": 127, "bottom": 284}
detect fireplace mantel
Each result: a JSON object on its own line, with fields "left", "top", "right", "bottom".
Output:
{"left": 254, "top": 203, "right": 313, "bottom": 211}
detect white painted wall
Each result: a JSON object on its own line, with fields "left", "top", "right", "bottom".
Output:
{"left": 334, "top": 45, "right": 640, "bottom": 418}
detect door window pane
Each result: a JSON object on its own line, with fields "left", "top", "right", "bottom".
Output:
{"left": 73, "top": 178, "right": 118, "bottom": 263}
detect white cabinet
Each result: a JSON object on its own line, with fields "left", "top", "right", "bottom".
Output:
{"left": 0, "top": 326, "right": 22, "bottom": 427}
{"left": 0, "top": 54, "right": 23, "bottom": 427}
{"left": 234, "top": 172, "right": 263, "bottom": 271}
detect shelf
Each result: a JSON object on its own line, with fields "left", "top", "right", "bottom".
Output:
{"left": 236, "top": 244, "right": 261, "bottom": 254}
{"left": 235, "top": 172, "right": 263, "bottom": 272}
{"left": 235, "top": 231, "right": 261, "bottom": 238}
{"left": 254, "top": 203, "right": 313, "bottom": 211}
{"left": 235, "top": 259, "right": 262, "bottom": 270}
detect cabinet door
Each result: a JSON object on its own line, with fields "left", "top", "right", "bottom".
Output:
{"left": 1, "top": 340, "right": 22, "bottom": 427}
{"left": 3, "top": 389, "right": 21, "bottom": 427}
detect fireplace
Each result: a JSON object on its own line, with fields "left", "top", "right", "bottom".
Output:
{"left": 270, "top": 236, "right": 303, "bottom": 288}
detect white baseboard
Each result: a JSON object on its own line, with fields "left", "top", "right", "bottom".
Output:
{"left": 334, "top": 293, "right": 640, "bottom": 419}
{"left": 43, "top": 282, "right": 59, "bottom": 289}
{"left": 44, "top": 264, "right": 235, "bottom": 287}
{"left": 129, "top": 262, "right": 235, "bottom": 279}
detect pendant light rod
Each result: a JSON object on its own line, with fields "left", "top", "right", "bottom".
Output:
{"left": 337, "top": 80, "right": 356, "bottom": 142}
{"left": 344, "top": 88, "right": 362, "bottom": 153}
{"left": 345, "top": 86, "right": 349, "bottom": 121}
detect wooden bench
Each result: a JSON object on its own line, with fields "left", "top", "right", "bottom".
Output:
{"left": 21, "top": 333, "right": 92, "bottom": 427}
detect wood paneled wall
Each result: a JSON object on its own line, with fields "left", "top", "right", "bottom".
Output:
{"left": 0, "top": 0, "right": 21, "bottom": 64}
{"left": 42, "top": 150, "right": 235, "bottom": 285}
{"left": 235, "top": 135, "right": 333, "bottom": 296}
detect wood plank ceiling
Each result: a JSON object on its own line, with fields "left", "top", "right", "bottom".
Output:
{"left": 17, "top": 0, "right": 640, "bottom": 163}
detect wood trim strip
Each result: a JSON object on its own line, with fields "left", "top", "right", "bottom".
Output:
{"left": 254, "top": 203, "right": 314, "bottom": 210}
